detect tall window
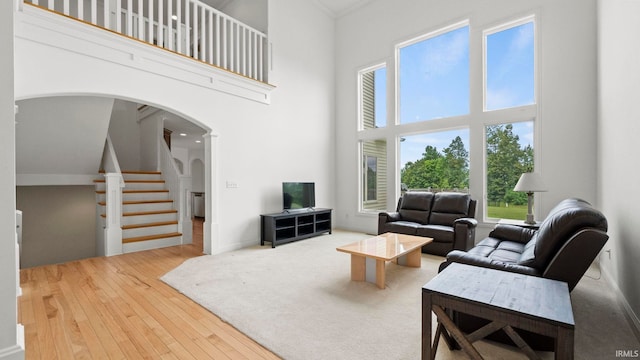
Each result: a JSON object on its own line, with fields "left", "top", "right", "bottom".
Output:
{"left": 400, "top": 130, "right": 469, "bottom": 192}
{"left": 398, "top": 23, "right": 469, "bottom": 124}
{"left": 485, "top": 20, "right": 535, "bottom": 111}
{"left": 364, "top": 155, "right": 378, "bottom": 201}
{"left": 484, "top": 17, "right": 537, "bottom": 220}
{"left": 360, "top": 65, "right": 387, "bottom": 130}
{"left": 359, "top": 64, "right": 388, "bottom": 212}
{"left": 485, "top": 122, "right": 534, "bottom": 220}
{"left": 361, "top": 140, "right": 387, "bottom": 211}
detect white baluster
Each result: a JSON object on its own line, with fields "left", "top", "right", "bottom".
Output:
{"left": 167, "top": 0, "right": 173, "bottom": 50}
{"left": 258, "top": 36, "right": 263, "bottom": 81}
{"left": 192, "top": 2, "right": 198, "bottom": 59}
{"left": 103, "top": 0, "right": 110, "bottom": 29}
{"left": 91, "top": 0, "right": 97, "bottom": 24}
{"left": 157, "top": 0, "right": 163, "bottom": 47}
{"left": 147, "top": 0, "right": 153, "bottom": 44}
{"left": 208, "top": 11, "right": 213, "bottom": 64}
{"left": 77, "top": 0, "right": 83, "bottom": 21}
{"left": 242, "top": 28, "right": 247, "bottom": 76}
{"left": 137, "top": 0, "right": 143, "bottom": 41}
{"left": 200, "top": 6, "right": 206, "bottom": 61}
{"left": 63, "top": 0, "right": 69, "bottom": 15}
{"left": 176, "top": 0, "right": 182, "bottom": 53}
{"left": 126, "top": 0, "right": 132, "bottom": 36}
{"left": 214, "top": 13, "right": 220, "bottom": 66}
{"left": 185, "top": 1, "right": 190, "bottom": 56}
{"left": 47, "top": 0, "right": 53, "bottom": 11}
{"left": 222, "top": 17, "right": 227, "bottom": 69}
{"left": 227, "top": 21, "right": 236, "bottom": 71}
{"left": 116, "top": 0, "right": 121, "bottom": 33}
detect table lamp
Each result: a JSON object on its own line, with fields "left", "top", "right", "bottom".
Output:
{"left": 514, "top": 172, "right": 547, "bottom": 224}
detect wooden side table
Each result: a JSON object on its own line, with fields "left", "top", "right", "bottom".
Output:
{"left": 422, "top": 263, "right": 574, "bottom": 360}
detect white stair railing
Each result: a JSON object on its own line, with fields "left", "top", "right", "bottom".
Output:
{"left": 23, "top": 0, "right": 268, "bottom": 83}
{"left": 159, "top": 139, "right": 193, "bottom": 244}
{"left": 98, "top": 135, "right": 124, "bottom": 256}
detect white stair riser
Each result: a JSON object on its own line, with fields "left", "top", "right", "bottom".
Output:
{"left": 122, "top": 212, "right": 178, "bottom": 225}
{"left": 122, "top": 182, "right": 166, "bottom": 191}
{"left": 123, "top": 192, "right": 171, "bottom": 202}
{"left": 123, "top": 224, "right": 179, "bottom": 238}
{"left": 123, "top": 202, "right": 174, "bottom": 213}
{"left": 122, "top": 235, "right": 182, "bottom": 253}
{"left": 122, "top": 173, "right": 163, "bottom": 181}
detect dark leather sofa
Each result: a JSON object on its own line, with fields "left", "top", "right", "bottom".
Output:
{"left": 378, "top": 191, "right": 477, "bottom": 256}
{"left": 439, "top": 197, "right": 608, "bottom": 291}
{"left": 438, "top": 198, "right": 608, "bottom": 350}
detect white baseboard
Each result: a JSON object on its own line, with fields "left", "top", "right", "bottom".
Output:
{"left": 0, "top": 325, "right": 25, "bottom": 360}
{"left": 602, "top": 265, "right": 640, "bottom": 340}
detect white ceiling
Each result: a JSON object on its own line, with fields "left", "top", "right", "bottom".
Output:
{"left": 314, "top": 0, "right": 373, "bottom": 18}
{"left": 201, "top": 0, "right": 373, "bottom": 18}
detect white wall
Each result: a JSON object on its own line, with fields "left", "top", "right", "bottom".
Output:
{"left": 108, "top": 99, "right": 141, "bottom": 170}
{"left": 222, "top": 0, "right": 268, "bottom": 34}
{"left": 334, "top": 0, "right": 598, "bottom": 238}
{"left": 597, "top": 0, "right": 640, "bottom": 332}
{"left": 13, "top": 0, "right": 335, "bottom": 254}
{"left": 16, "top": 96, "right": 114, "bottom": 185}
{"left": 0, "top": 1, "right": 24, "bottom": 359}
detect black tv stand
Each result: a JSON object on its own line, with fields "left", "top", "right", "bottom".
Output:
{"left": 260, "top": 208, "right": 332, "bottom": 248}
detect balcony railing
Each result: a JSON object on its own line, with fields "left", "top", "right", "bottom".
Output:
{"left": 24, "top": 0, "right": 268, "bottom": 83}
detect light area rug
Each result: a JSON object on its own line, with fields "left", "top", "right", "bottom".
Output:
{"left": 161, "top": 230, "right": 640, "bottom": 360}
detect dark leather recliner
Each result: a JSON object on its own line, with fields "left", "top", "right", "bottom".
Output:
{"left": 378, "top": 191, "right": 477, "bottom": 256}
{"left": 438, "top": 197, "right": 608, "bottom": 291}
{"left": 439, "top": 198, "right": 609, "bottom": 351}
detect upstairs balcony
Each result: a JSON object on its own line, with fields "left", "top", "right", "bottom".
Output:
{"left": 22, "top": 0, "right": 269, "bottom": 84}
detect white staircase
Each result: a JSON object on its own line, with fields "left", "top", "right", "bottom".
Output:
{"left": 95, "top": 171, "right": 182, "bottom": 253}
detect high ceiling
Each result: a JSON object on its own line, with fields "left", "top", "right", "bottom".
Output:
{"left": 200, "top": 0, "right": 373, "bottom": 18}
{"left": 162, "top": 0, "right": 373, "bottom": 150}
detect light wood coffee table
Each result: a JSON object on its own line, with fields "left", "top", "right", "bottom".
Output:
{"left": 336, "top": 233, "right": 432, "bottom": 289}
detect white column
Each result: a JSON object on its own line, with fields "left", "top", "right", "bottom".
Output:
{"left": 0, "top": 0, "right": 24, "bottom": 357}
{"left": 179, "top": 176, "right": 193, "bottom": 244}
{"left": 104, "top": 173, "right": 124, "bottom": 256}
{"left": 204, "top": 132, "right": 219, "bottom": 255}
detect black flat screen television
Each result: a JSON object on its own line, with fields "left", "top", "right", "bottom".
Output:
{"left": 283, "top": 182, "right": 315, "bottom": 211}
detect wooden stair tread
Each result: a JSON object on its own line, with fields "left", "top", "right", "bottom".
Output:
{"left": 98, "top": 200, "right": 174, "bottom": 206}
{"left": 96, "top": 189, "right": 169, "bottom": 194}
{"left": 123, "top": 232, "right": 182, "bottom": 244}
{"left": 94, "top": 179, "right": 165, "bottom": 183}
{"left": 99, "top": 170, "right": 162, "bottom": 175}
{"left": 122, "top": 221, "right": 178, "bottom": 230}
{"left": 101, "top": 209, "right": 178, "bottom": 218}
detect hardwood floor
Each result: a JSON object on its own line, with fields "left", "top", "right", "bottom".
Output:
{"left": 18, "top": 218, "right": 280, "bottom": 360}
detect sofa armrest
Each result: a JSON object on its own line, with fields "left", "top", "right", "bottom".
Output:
{"left": 440, "top": 250, "right": 540, "bottom": 276}
{"left": 542, "top": 228, "right": 609, "bottom": 291}
{"left": 488, "top": 224, "right": 536, "bottom": 244}
{"left": 378, "top": 212, "right": 402, "bottom": 235}
{"left": 454, "top": 217, "right": 477, "bottom": 227}
{"left": 452, "top": 218, "right": 477, "bottom": 251}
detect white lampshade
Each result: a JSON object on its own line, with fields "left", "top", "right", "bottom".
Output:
{"left": 514, "top": 172, "right": 547, "bottom": 193}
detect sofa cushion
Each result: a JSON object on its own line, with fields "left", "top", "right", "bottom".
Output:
{"left": 518, "top": 198, "right": 608, "bottom": 268}
{"left": 429, "top": 192, "right": 471, "bottom": 226}
{"left": 416, "top": 224, "right": 454, "bottom": 243}
{"left": 384, "top": 221, "right": 419, "bottom": 235}
{"left": 398, "top": 192, "right": 434, "bottom": 224}
{"left": 467, "top": 237, "right": 524, "bottom": 263}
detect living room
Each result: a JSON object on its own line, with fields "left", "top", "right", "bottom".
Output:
{"left": 1, "top": 0, "right": 639, "bottom": 358}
